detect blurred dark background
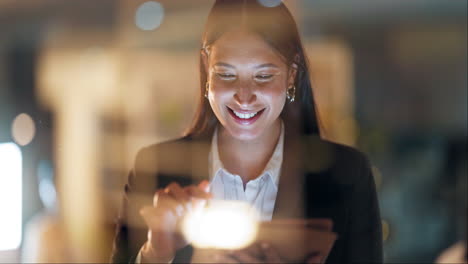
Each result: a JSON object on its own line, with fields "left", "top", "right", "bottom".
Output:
{"left": 0, "top": 0, "right": 466, "bottom": 262}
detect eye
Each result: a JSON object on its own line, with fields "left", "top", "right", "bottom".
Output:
{"left": 216, "top": 73, "right": 236, "bottom": 80}
{"left": 255, "top": 74, "right": 274, "bottom": 81}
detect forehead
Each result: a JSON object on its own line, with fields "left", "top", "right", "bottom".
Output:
{"left": 209, "top": 30, "right": 286, "bottom": 67}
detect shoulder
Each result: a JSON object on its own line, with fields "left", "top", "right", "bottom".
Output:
{"left": 327, "top": 139, "right": 369, "bottom": 165}
{"left": 301, "top": 135, "right": 369, "bottom": 166}
{"left": 133, "top": 136, "right": 210, "bottom": 179}
{"left": 133, "top": 137, "right": 191, "bottom": 171}
{"left": 135, "top": 137, "right": 192, "bottom": 159}
{"left": 300, "top": 135, "right": 372, "bottom": 182}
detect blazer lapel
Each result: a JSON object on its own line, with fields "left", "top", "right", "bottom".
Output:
{"left": 272, "top": 133, "right": 351, "bottom": 229}
{"left": 272, "top": 127, "right": 305, "bottom": 219}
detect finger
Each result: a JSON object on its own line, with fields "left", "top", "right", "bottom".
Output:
{"left": 184, "top": 186, "right": 212, "bottom": 212}
{"left": 165, "top": 182, "right": 190, "bottom": 202}
{"left": 185, "top": 185, "right": 212, "bottom": 199}
{"left": 260, "top": 242, "right": 282, "bottom": 263}
{"left": 153, "top": 189, "right": 181, "bottom": 207}
{"left": 153, "top": 189, "right": 165, "bottom": 206}
{"left": 165, "top": 182, "right": 193, "bottom": 212}
{"left": 230, "top": 249, "right": 261, "bottom": 263}
{"left": 154, "top": 192, "right": 185, "bottom": 214}
{"left": 198, "top": 180, "right": 210, "bottom": 192}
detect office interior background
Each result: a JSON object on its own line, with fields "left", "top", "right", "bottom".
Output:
{"left": 0, "top": 0, "right": 466, "bottom": 262}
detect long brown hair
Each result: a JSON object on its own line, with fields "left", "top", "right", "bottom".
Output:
{"left": 184, "top": 0, "right": 321, "bottom": 139}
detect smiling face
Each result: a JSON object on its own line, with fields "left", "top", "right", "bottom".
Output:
{"left": 204, "top": 30, "right": 296, "bottom": 141}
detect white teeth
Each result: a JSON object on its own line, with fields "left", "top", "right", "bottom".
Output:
{"left": 233, "top": 110, "right": 258, "bottom": 119}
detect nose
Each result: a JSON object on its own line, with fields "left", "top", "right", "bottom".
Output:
{"left": 233, "top": 83, "right": 256, "bottom": 107}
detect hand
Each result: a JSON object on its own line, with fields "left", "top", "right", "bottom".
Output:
{"left": 139, "top": 180, "right": 211, "bottom": 263}
{"left": 214, "top": 242, "right": 327, "bottom": 264}
{"left": 214, "top": 242, "right": 284, "bottom": 263}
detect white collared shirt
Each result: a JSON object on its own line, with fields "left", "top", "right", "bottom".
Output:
{"left": 209, "top": 122, "right": 284, "bottom": 221}
{"left": 136, "top": 123, "right": 284, "bottom": 262}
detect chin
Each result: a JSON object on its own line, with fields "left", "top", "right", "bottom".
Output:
{"left": 225, "top": 126, "right": 264, "bottom": 141}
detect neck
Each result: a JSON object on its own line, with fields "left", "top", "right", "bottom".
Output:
{"left": 217, "top": 119, "right": 282, "bottom": 185}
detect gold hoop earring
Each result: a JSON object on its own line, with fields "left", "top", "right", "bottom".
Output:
{"left": 286, "top": 85, "right": 296, "bottom": 103}
{"left": 205, "top": 82, "right": 209, "bottom": 98}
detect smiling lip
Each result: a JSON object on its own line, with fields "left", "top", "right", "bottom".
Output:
{"left": 227, "top": 107, "right": 265, "bottom": 125}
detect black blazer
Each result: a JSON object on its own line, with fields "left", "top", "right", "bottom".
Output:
{"left": 111, "top": 132, "right": 383, "bottom": 264}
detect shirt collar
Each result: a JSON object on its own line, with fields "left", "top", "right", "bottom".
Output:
{"left": 208, "top": 121, "right": 284, "bottom": 187}
{"left": 209, "top": 126, "right": 224, "bottom": 181}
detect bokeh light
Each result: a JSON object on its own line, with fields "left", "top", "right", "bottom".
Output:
{"left": 257, "top": 0, "right": 282, "bottom": 8}
{"left": 182, "top": 200, "right": 259, "bottom": 250}
{"left": 135, "top": 1, "right": 165, "bottom": 31}
{"left": 37, "top": 160, "right": 56, "bottom": 210}
{"left": 11, "top": 113, "right": 36, "bottom": 146}
{"left": 382, "top": 219, "right": 390, "bottom": 242}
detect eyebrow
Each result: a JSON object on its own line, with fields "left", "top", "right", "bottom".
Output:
{"left": 255, "top": 63, "right": 279, "bottom": 69}
{"left": 213, "top": 62, "right": 235, "bottom": 69}
{"left": 213, "top": 62, "right": 279, "bottom": 69}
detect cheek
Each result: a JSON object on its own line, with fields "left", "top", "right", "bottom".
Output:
{"left": 263, "top": 84, "right": 287, "bottom": 108}
{"left": 209, "top": 77, "right": 232, "bottom": 96}
{"left": 210, "top": 84, "right": 231, "bottom": 103}
{"left": 208, "top": 84, "right": 232, "bottom": 116}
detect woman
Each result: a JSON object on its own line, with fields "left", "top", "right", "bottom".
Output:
{"left": 111, "top": 0, "right": 382, "bottom": 263}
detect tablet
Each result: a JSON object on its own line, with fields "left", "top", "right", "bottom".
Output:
{"left": 191, "top": 218, "right": 337, "bottom": 263}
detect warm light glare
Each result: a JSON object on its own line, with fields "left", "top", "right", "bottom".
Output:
{"left": 135, "top": 1, "right": 165, "bottom": 31}
{"left": 0, "top": 143, "right": 23, "bottom": 250}
{"left": 182, "top": 201, "right": 259, "bottom": 250}
{"left": 11, "top": 113, "right": 36, "bottom": 146}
